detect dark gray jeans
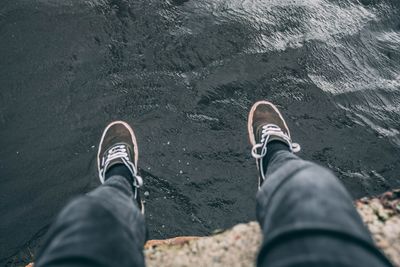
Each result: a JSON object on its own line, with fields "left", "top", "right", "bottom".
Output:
{"left": 35, "top": 151, "right": 393, "bottom": 267}
{"left": 256, "top": 151, "right": 392, "bottom": 267}
{"left": 35, "top": 175, "right": 146, "bottom": 267}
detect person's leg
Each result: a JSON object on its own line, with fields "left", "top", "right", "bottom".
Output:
{"left": 248, "top": 101, "right": 393, "bottom": 267}
{"left": 35, "top": 121, "right": 146, "bottom": 267}
{"left": 256, "top": 148, "right": 392, "bottom": 267}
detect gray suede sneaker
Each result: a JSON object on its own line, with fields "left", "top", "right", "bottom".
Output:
{"left": 247, "top": 101, "right": 300, "bottom": 188}
{"left": 97, "top": 121, "right": 144, "bottom": 213}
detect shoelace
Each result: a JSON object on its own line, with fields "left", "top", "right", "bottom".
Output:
{"left": 251, "top": 124, "right": 300, "bottom": 182}
{"left": 100, "top": 144, "right": 143, "bottom": 199}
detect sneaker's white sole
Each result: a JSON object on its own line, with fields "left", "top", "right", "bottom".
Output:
{"left": 247, "top": 100, "right": 291, "bottom": 188}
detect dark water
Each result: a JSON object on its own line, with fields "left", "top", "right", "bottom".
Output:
{"left": 1, "top": 0, "right": 400, "bottom": 264}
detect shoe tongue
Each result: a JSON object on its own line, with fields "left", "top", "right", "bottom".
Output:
{"left": 104, "top": 143, "right": 131, "bottom": 167}
{"left": 106, "top": 143, "right": 132, "bottom": 155}
{"left": 256, "top": 124, "right": 290, "bottom": 145}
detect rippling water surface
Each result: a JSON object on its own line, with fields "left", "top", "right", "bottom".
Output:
{"left": 1, "top": 0, "right": 399, "bottom": 264}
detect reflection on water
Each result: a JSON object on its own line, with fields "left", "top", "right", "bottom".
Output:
{"left": 186, "top": 0, "right": 400, "bottom": 140}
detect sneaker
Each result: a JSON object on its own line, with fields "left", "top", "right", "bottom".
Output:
{"left": 247, "top": 101, "right": 300, "bottom": 188}
{"left": 97, "top": 121, "right": 144, "bottom": 213}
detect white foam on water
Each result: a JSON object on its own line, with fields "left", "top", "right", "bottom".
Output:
{"left": 187, "top": 113, "right": 220, "bottom": 122}
{"left": 307, "top": 28, "right": 400, "bottom": 95}
{"left": 309, "top": 74, "right": 400, "bottom": 95}
{"left": 198, "top": 0, "right": 377, "bottom": 52}
{"left": 338, "top": 103, "right": 400, "bottom": 146}
{"left": 192, "top": 0, "right": 400, "bottom": 97}
{"left": 376, "top": 31, "right": 400, "bottom": 49}
{"left": 339, "top": 169, "right": 388, "bottom": 185}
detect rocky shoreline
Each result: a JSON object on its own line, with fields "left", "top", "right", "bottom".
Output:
{"left": 144, "top": 189, "right": 400, "bottom": 267}
{"left": 24, "top": 189, "right": 400, "bottom": 267}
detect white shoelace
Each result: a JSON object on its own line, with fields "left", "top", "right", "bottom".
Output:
{"left": 251, "top": 124, "right": 300, "bottom": 182}
{"left": 100, "top": 144, "right": 143, "bottom": 199}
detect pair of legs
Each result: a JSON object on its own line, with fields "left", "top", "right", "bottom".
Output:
{"left": 35, "top": 101, "right": 393, "bottom": 267}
